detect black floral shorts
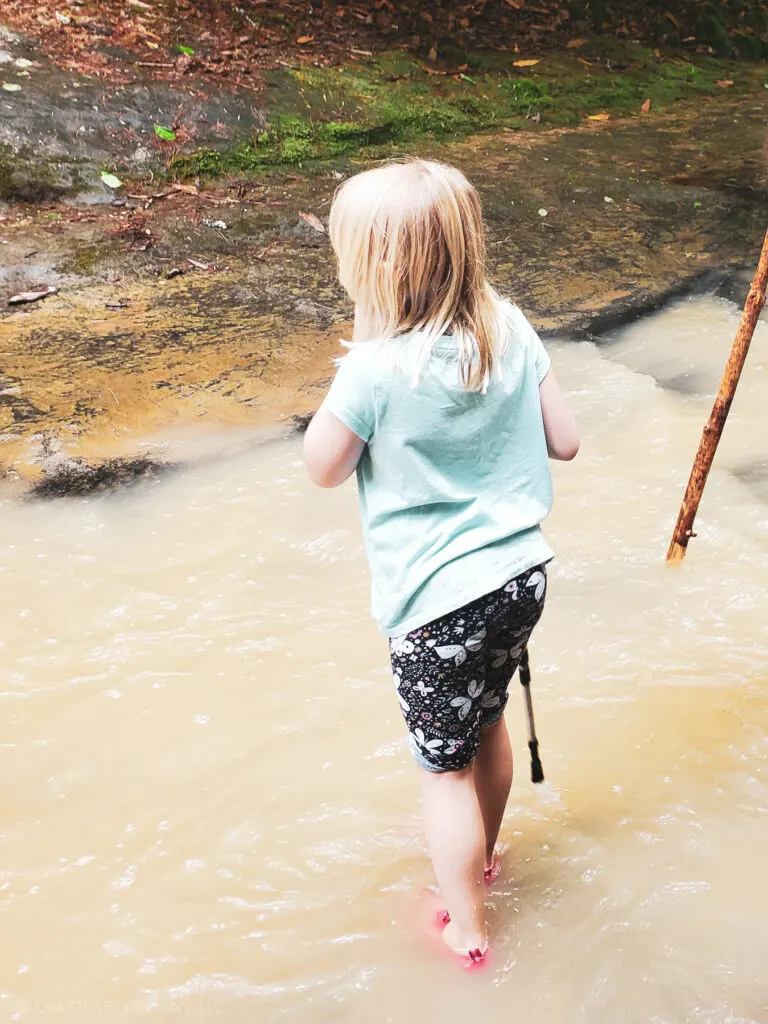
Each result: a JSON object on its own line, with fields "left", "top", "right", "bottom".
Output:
{"left": 389, "top": 564, "right": 547, "bottom": 773}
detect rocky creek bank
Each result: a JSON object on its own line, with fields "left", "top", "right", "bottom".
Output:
{"left": 1, "top": 27, "right": 767, "bottom": 495}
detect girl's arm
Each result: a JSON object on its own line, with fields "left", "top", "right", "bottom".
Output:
{"left": 303, "top": 404, "right": 366, "bottom": 488}
{"left": 539, "top": 369, "right": 580, "bottom": 461}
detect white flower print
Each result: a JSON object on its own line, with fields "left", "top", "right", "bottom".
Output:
{"left": 414, "top": 680, "right": 435, "bottom": 695}
{"left": 391, "top": 635, "right": 414, "bottom": 657}
{"left": 526, "top": 571, "right": 546, "bottom": 602}
{"left": 489, "top": 649, "right": 508, "bottom": 669}
{"left": 412, "top": 728, "right": 443, "bottom": 753}
{"left": 398, "top": 694, "right": 410, "bottom": 714}
{"left": 435, "top": 644, "right": 467, "bottom": 667}
{"left": 393, "top": 672, "right": 402, "bottom": 690}
{"left": 451, "top": 678, "right": 485, "bottom": 720}
{"left": 509, "top": 633, "right": 528, "bottom": 661}
{"left": 504, "top": 580, "right": 518, "bottom": 599}
{"left": 482, "top": 689, "right": 501, "bottom": 709}
{"left": 465, "top": 628, "right": 487, "bottom": 652}
{"left": 445, "top": 738, "right": 462, "bottom": 756}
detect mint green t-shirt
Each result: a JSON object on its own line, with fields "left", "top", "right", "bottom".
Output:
{"left": 324, "top": 304, "right": 554, "bottom": 637}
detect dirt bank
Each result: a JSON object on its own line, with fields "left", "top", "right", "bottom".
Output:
{"left": 1, "top": 61, "right": 767, "bottom": 494}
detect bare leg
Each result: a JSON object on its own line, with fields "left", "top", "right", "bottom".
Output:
{"left": 420, "top": 764, "right": 487, "bottom": 953}
{"left": 473, "top": 716, "right": 513, "bottom": 870}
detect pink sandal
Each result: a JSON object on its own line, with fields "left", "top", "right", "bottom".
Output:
{"left": 483, "top": 856, "right": 502, "bottom": 886}
{"left": 435, "top": 910, "right": 490, "bottom": 971}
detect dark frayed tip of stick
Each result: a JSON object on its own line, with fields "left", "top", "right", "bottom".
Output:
{"left": 529, "top": 739, "right": 544, "bottom": 784}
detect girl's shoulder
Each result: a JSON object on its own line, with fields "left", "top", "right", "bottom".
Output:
{"left": 500, "top": 300, "right": 538, "bottom": 340}
{"left": 495, "top": 301, "right": 550, "bottom": 384}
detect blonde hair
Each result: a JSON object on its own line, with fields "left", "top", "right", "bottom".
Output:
{"left": 328, "top": 159, "right": 510, "bottom": 392}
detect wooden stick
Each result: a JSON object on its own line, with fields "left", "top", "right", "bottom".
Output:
{"left": 667, "top": 228, "right": 768, "bottom": 563}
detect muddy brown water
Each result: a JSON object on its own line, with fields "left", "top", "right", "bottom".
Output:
{"left": 1, "top": 294, "right": 767, "bottom": 1023}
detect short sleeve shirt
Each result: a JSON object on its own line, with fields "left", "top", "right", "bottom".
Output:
{"left": 325, "top": 304, "right": 554, "bottom": 636}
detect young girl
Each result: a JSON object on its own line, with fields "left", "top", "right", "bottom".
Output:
{"left": 304, "top": 159, "right": 578, "bottom": 968}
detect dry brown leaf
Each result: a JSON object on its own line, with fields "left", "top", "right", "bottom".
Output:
{"left": 513, "top": 58, "right": 540, "bottom": 67}
{"left": 566, "top": 38, "right": 585, "bottom": 48}
{"left": 640, "top": 97, "right": 651, "bottom": 113}
{"left": 504, "top": 0, "right": 523, "bottom": 8}
{"left": 587, "top": 112, "right": 610, "bottom": 121}
{"left": 298, "top": 210, "right": 325, "bottom": 233}
{"left": 296, "top": 35, "right": 314, "bottom": 44}
{"left": 8, "top": 285, "right": 58, "bottom": 306}
{"left": 715, "top": 79, "right": 734, "bottom": 88}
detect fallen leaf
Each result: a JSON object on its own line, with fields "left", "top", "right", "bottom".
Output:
{"left": 177, "top": 44, "right": 195, "bottom": 56}
{"left": 100, "top": 172, "right": 123, "bottom": 189}
{"left": 201, "top": 218, "right": 228, "bottom": 229}
{"left": 171, "top": 182, "right": 199, "bottom": 195}
{"left": 153, "top": 124, "right": 176, "bottom": 141}
{"left": 567, "top": 38, "right": 585, "bottom": 48}
{"left": 538, "top": 208, "right": 548, "bottom": 217}
{"left": 513, "top": 59, "right": 540, "bottom": 67}
{"left": 14, "top": 58, "right": 34, "bottom": 68}
{"left": 8, "top": 286, "right": 58, "bottom": 306}
{"left": 55, "top": 10, "right": 72, "bottom": 24}
{"left": 715, "top": 79, "right": 733, "bottom": 89}
{"left": 460, "top": 73, "right": 476, "bottom": 84}
{"left": 587, "top": 112, "right": 610, "bottom": 121}
{"left": 187, "top": 258, "right": 214, "bottom": 270}
{"left": 1, "top": 82, "right": 21, "bottom": 91}
{"left": 604, "top": 196, "right": 614, "bottom": 203}
{"left": 297, "top": 35, "right": 314, "bottom": 44}
{"left": 640, "top": 97, "right": 651, "bottom": 113}
{"left": 665, "top": 11, "right": 681, "bottom": 29}
{"left": 253, "top": 241, "right": 279, "bottom": 260}
{"left": 298, "top": 210, "right": 326, "bottom": 233}
{"left": 504, "top": 0, "right": 524, "bottom": 8}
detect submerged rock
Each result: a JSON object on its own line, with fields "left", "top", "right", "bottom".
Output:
{"left": 29, "top": 455, "right": 176, "bottom": 499}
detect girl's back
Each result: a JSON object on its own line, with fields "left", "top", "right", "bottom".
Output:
{"left": 325, "top": 303, "right": 554, "bottom": 635}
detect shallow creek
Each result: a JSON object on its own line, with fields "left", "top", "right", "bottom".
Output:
{"left": 1, "top": 294, "right": 767, "bottom": 1023}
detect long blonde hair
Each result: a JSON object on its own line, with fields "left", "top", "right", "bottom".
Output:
{"left": 328, "top": 159, "right": 510, "bottom": 392}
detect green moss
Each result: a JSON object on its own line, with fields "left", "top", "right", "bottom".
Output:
{"left": 170, "top": 47, "right": 758, "bottom": 180}
{"left": 700, "top": 11, "right": 734, "bottom": 56}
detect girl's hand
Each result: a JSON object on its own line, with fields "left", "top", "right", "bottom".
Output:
{"left": 303, "top": 403, "right": 366, "bottom": 487}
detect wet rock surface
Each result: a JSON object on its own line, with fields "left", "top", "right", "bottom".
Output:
{"left": 0, "top": 68, "right": 767, "bottom": 494}
{"left": 0, "top": 25, "right": 267, "bottom": 203}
